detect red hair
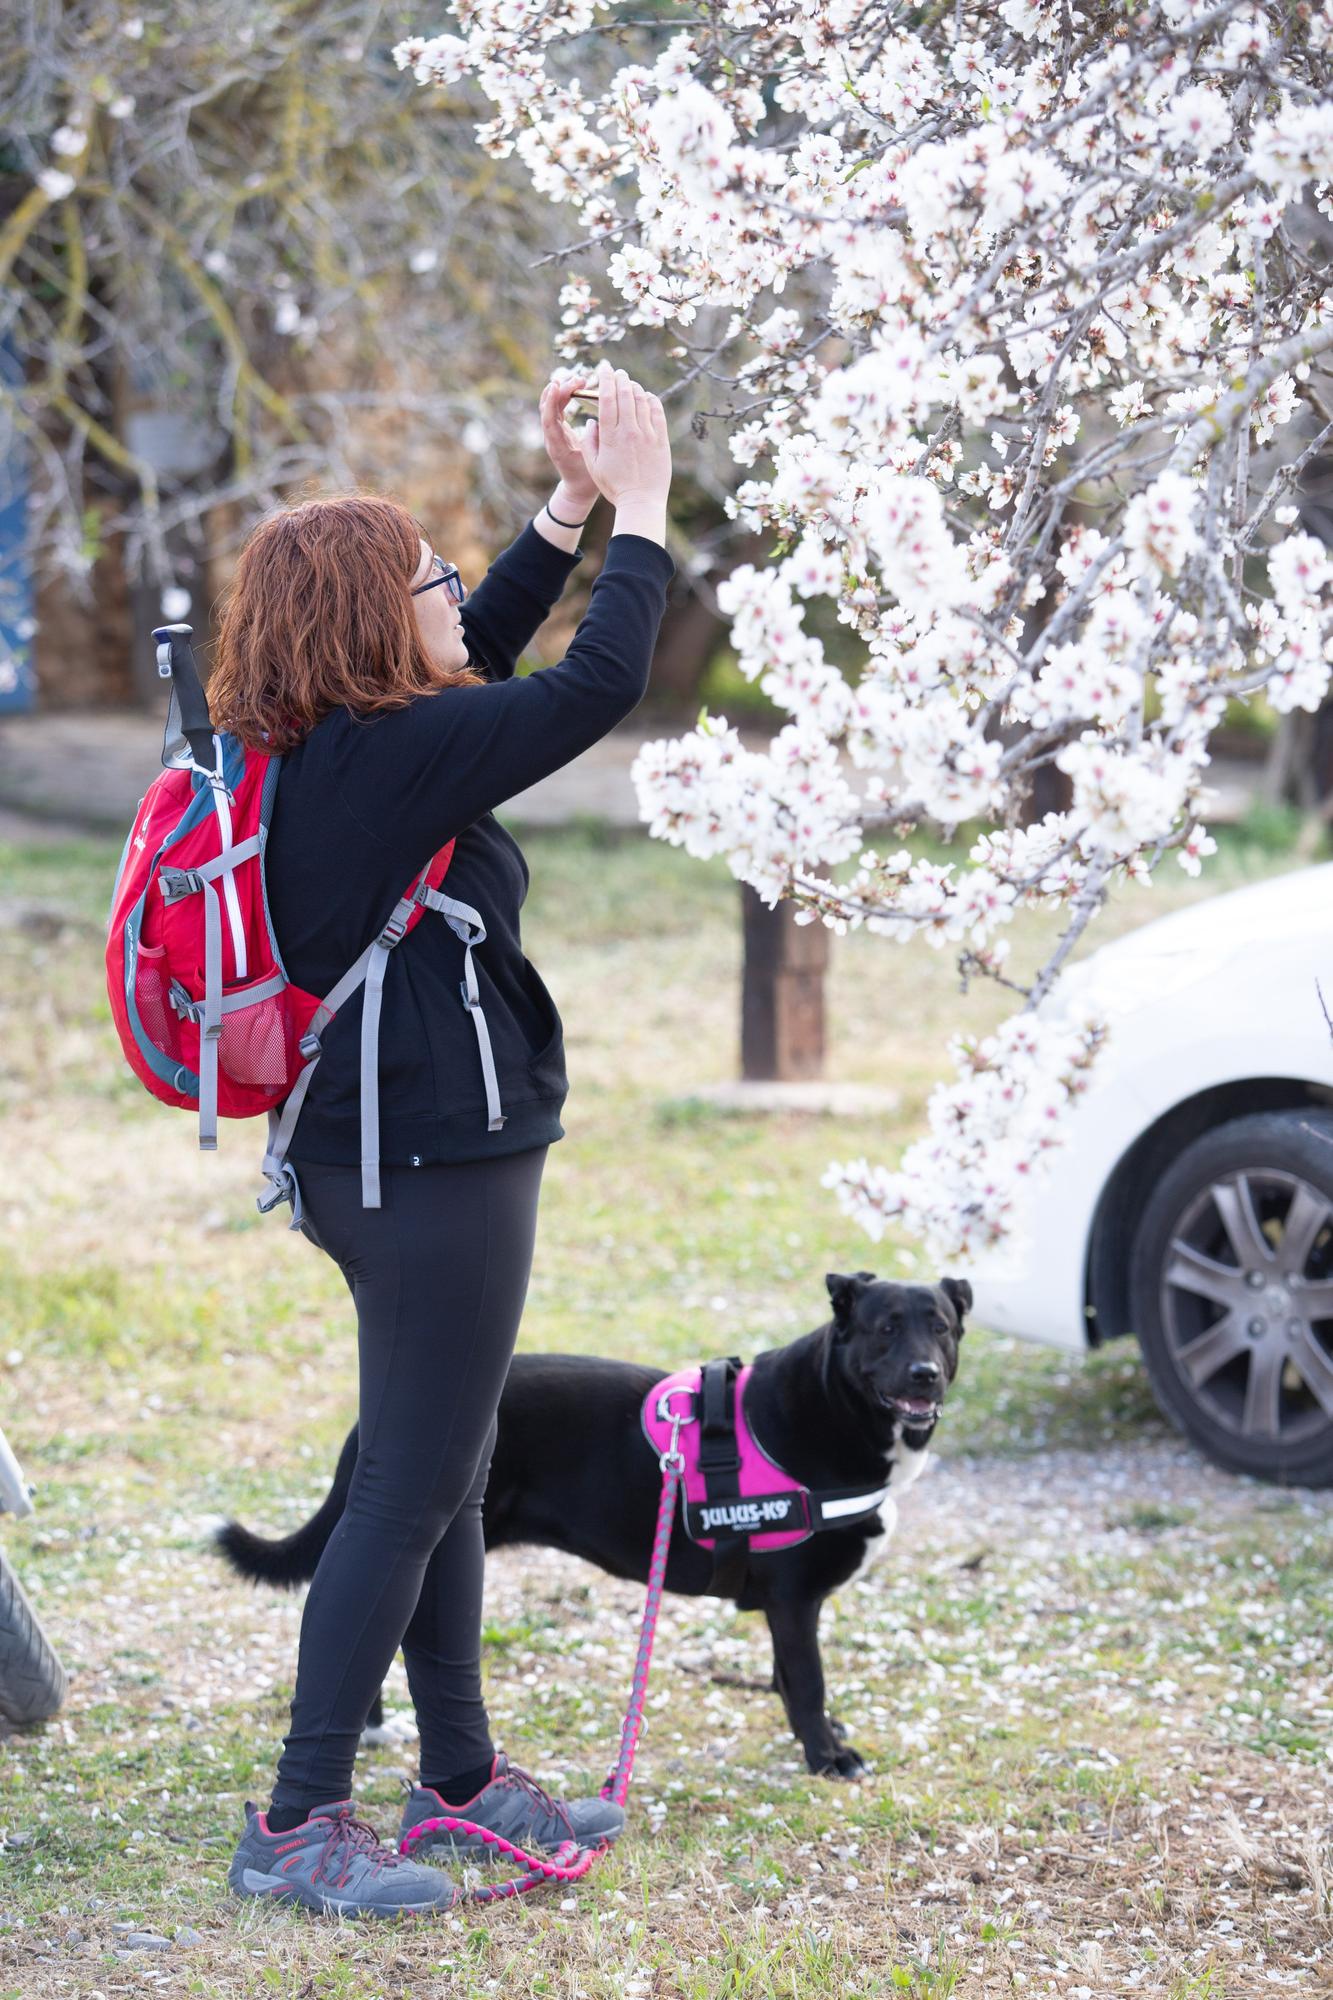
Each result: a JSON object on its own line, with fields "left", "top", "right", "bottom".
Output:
{"left": 206, "top": 490, "right": 486, "bottom": 754}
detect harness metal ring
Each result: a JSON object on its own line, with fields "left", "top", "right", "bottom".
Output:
{"left": 654, "top": 1385, "right": 698, "bottom": 1425}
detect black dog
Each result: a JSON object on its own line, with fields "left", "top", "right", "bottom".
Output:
{"left": 215, "top": 1271, "right": 968, "bottom": 1777}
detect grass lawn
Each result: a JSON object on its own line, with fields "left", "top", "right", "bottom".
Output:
{"left": 0, "top": 808, "right": 1329, "bottom": 1998}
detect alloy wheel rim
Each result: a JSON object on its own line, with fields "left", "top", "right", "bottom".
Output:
{"left": 1159, "top": 1167, "right": 1333, "bottom": 1446}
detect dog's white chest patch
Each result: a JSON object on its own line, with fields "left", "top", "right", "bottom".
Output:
{"left": 851, "top": 1436, "right": 930, "bottom": 1581}
{"left": 889, "top": 1435, "right": 931, "bottom": 1493}
{"left": 853, "top": 1494, "right": 899, "bottom": 1575}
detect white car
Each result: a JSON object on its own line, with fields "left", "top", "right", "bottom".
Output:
{"left": 959, "top": 860, "right": 1333, "bottom": 1488}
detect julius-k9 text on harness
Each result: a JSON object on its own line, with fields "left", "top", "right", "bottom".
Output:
{"left": 639, "top": 1355, "right": 893, "bottom": 1597}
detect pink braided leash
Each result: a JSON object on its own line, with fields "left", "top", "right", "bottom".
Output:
{"left": 600, "top": 1439, "right": 683, "bottom": 1808}
{"left": 397, "top": 1449, "right": 685, "bottom": 1905}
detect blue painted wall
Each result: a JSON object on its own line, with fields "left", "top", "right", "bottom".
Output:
{"left": 0, "top": 332, "right": 36, "bottom": 714}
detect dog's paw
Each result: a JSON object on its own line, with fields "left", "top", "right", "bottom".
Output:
{"left": 830, "top": 1744, "right": 868, "bottom": 1779}
{"left": 808, "top": 1742, "right": 868, "bottom": 1779}
{"left": 360, "top": 1711, "right": 418, "bottom": 1747}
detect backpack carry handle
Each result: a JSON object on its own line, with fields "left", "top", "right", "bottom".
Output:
{"left": 152, "top": 623, "right": 219, "bottom": 779}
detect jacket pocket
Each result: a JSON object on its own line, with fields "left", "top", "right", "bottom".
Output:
{"left": 519, "top": 956, "right": 563, "bottom": 1086}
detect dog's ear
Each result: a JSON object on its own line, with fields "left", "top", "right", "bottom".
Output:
{"left": 826, "top": 1270, "right": 875, "bottom": 1334}
{"left": 940, "top": 1277, "right": 972, "bottom": 1330}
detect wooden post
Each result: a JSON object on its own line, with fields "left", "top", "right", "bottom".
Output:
{"left": 740, "top": 883, "right": 829, "bottom": 1081}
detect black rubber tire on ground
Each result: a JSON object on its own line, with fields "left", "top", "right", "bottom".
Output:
{"left": 1129, "top": 1109, "right": 1333, "bottom": 1487}
{"left": 0, "top": 1542, "right": 67, "bottom": 1725}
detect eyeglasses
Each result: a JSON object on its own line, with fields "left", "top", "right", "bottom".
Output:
{"left": 410, "top": 552, "right": 467, "bottom": 601}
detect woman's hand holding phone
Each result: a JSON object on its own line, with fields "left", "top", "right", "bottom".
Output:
{"left": 565, "top": 359, "right": 672, "bottom": 547}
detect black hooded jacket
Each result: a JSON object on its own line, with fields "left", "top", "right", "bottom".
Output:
{"left": 264, "top": 519, "right": 675, "bottom": 1167}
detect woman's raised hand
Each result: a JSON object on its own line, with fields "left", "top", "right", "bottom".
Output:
{"left": 570, "top": 359, "right": 672, "bottom": 507}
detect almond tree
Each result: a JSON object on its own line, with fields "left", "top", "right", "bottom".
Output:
{"left": 397, "top": 0, "right": 1333, "bottom": 1259}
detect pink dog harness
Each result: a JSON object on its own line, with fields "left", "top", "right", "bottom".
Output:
{"left": 639, "top": 1355, "right": 890, "bottom": 1565}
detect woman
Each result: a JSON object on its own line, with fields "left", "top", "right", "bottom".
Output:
{"left": 211, "top": 359, "right": 674, "bottom": 1917}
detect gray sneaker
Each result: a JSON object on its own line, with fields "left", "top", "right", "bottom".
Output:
{"left": 398, "top": 1753, "right": 625, "bottom": 1864}
{"left": 229, "top": 1797, "right": 458, "bottom": 1916}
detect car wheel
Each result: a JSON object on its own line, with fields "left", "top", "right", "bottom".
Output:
{"left": 1129, "top": 1109, "right": 1333, "bottom": 1486}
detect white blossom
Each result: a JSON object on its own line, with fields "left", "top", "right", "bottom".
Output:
{"left": 396, "top": 0, "right": 1333, "bottom": 1257}
{"left": 1122, "top": 470, "right": 1200, "bottom": 581}
{"left": 1159, "top": 86, "right": 1230, "bottom": 158}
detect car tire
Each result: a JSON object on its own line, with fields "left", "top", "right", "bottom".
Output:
{"left": 1129, "top": 1109, "right": 1333, "bottom": 1487}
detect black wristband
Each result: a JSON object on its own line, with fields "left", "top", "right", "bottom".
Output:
{"left": 544, "top": 500, "right": 590, "bottom": 529}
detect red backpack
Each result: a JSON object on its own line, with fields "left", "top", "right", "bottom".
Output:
{"left": 105, "top": 625, "right": 506, "bottom": 1227}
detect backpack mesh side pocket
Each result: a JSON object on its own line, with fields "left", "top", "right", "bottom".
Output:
{"left": 217, "top": 977, "right": 305, "bottom": 1094}
{"left": 133, "top": 941, "right": 186, "bottom": 1066}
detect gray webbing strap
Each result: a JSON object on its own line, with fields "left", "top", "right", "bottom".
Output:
{"left": 198, "top": 880, "right": 221, "bottom": 1151}
{"left": 197, "top": 838, "right": 261, "bottom": 876}
{"left": 257, "top": 871, "right": 509, "bottom": 1224}
{"left": 359, "top": 941, "right": 391, "bottom": 1208}
{"left": 258, "top": 880, "right": 422, "bottom": 1219}
{"left": 356, "top": 882, "right": 423, "bottom": 1209}
{"left": 160, "top": 833, "right": 263, "bottom": 906}
{"left": 159, "top": 835, "right": 264, "bottom": 1155}
{"left": 256, "top": 936, "right": 383, "bottom": 1227}
{"left": 417, "top": 884, "right": 506, "bottom": 1134}
{"left": 170, "top": 971, "right": 287, "bottom": 1021}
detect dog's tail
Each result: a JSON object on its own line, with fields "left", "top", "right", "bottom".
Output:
{"left": 211, "top": 1425, "right": 357, "bottom": 1589}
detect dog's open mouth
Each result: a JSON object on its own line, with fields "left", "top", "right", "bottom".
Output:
{"left": 878, "top": 1392, "right": 941, "bottom": 1422}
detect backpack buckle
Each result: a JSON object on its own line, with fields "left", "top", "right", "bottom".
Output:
{"left": 256, "top": 1164, "right": 295, "bottom": 1216}
{"left": 160, "top": 867, "right": 202, "bottom": 904}
{"left": 297, "top": 1030, "right": 322, "bottom": 1061}
{"left": 203, "top": 770, "right": 237, "bottom": 809}
{"left": 168, "top": 978, "right": 200, "bottom": 1023}
{"left": 377, "top": 914, "right": 408, "bottom": 949}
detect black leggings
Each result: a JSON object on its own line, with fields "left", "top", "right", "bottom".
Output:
{"left": 268, "top": 1145, "right": 548, "bottom": 1814}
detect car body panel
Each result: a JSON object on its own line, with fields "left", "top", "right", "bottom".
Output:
{"left": 957, "top": 862, "right": 1333, "bottom": 1353}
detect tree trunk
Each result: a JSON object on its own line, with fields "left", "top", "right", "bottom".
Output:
{"left": 740, "top": 884, "right": 829, "bottom": 1080}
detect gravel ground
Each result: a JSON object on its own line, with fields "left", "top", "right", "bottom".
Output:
{"left": 3, "top": 1412, "right": 1329, "bottom": 1997}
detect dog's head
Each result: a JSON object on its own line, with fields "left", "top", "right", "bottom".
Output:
{"left": 823, "top": 1270, "right": 969, "bottom": 1440}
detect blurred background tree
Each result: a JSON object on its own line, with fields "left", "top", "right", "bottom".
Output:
{"left": 0, "top": 0, "right": 764, "bottom": 716}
